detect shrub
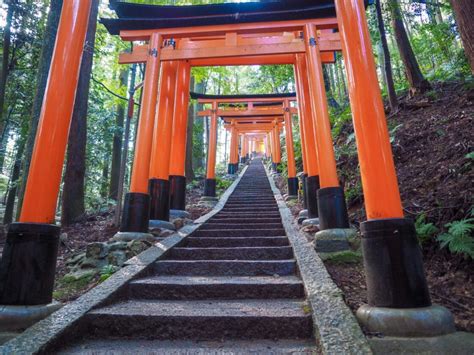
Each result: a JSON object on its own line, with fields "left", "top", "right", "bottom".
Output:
{"left": 437, "top": 214, "right": 474, "bottom": 259}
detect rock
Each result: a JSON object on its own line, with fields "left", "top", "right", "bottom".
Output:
{"left": 86, "top": 242, "right": 109, "bottom": 259}
{"left": 172, "top": 218, "right": 185, "bottom": 230}
{"left": 62, "top": 269, "right": 97, "bottom": 283}
{"left": 66, "top": 252, "right": 86, "bottom": 266}
{"left": 108, "top": 241, "right": 128, "bottom": 251}
{"left": 60, "top": 233, "right": 68, "bottom": 243}
{"left": 169, "top": 209, "right": 191, "bottom": 219}
{"left": 107, "top": 251, "right": 127, "bottom": 267}
{"left": 159, "top": 229, "right": 175, "bottom": 238}
{"left": 127, "top": 240, "right": 149, "bottom": 256}
{"left": 301, "top": 224, "right": 320, "bottom": 234}
{"left": 80, "top": 257, "right": 107, "bottom": 270}
{"left": 183, "top": 218, "right": 194, "bottom": 226}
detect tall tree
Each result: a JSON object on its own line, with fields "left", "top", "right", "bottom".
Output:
{"left": 16, "top": 0, "right": 63, "bottom": 219}
{"left": 389, "top": 0, "right": 431, "bottom": 95}
{"left": 3, "top": 138, "right": 24, "bottom": 224}
{"left": 109, "top": 68, "right": 129, "bottom": 200}
{"left": 375, "top": 0, "right": 398, "bottom": 111}
{"left": 61, "top": 0, "right": 99, "bottom": 225}
{"left": 0, "top": 1, "right": 15, "bottom": 141}
{"left": 450, "top": 0, "right": 474, "bottom": 74}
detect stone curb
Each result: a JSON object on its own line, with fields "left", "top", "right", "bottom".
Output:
{"left": 266, "top": 168, "right": 373, "bottom": 355}
{"left": 0, "top": 167, "right": 249, "bottom": 354}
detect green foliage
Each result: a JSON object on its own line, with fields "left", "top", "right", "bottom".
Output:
{"left": 437, "top": 213, "right": 474, "bottom": 259}
{"left": 320, "top": 250, "right": 362, "bottom": 264}
{"left": 215, "top": 176, "right": 233, "bottom": 192}
{"left": 415, "top": 214, "right": 439, "bottom": 245}
{"left": 99, "top": 265, "right": 120, "bottom": 282}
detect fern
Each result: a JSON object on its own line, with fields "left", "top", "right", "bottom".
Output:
{"left": 437, "top": 217, "right": 474, "bottom": 259}
{"left": 415, "top": 214, "right": 438, "bottom": 245}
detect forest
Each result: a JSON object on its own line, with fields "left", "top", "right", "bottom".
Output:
{"left": 0, "top": 0, "right": 472, "bottom": 307}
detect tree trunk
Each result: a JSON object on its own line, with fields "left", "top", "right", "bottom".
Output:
{"left": 450, "top": 0, "right": 474, "bottom": 74}
{"left": 0, "top": 2, "right": 15, "bottom": 174}
{"left": 389, "top": 0, "right": 431, "bottom": 95}
{"left": 61, "top": 0, "right": 99, "bottom": 226}
{"left": 114, "top": 64, "right": 137, "bottom": 226}
{"left": 0, "top": 1, "right": 14, "bottom": 138}
{"left": 16, "top": 0, "right": 63, "bottom": 219}
{"left": 3, "top": 139, "right": 25, "bottom": 225}
{"left": 109, "top": 69, "right": 128, "bottom": 200}
{"left": 376, "top": 0, "right": 398, "bottom": 111}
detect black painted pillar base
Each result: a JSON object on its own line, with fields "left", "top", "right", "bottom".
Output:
{"left": 0, "top": 223, "right": 59, "bottom": 305}
{"left": 169, "top": 175, "right": 186, "bottom": 211}
{"left": 317, "top": 186, "right": 350, "bottom": 230}
{"left": 272, "top": 162, "right": 280, "bottom": 172}
{"left": 306, "top": 175, "right": 320, "bottom": 219}
{"left": 287, "top": 177, "right": 299, "bottom": 196}
{"left": 149, "top": 178, "right": 170, "bottom": 221}
{"left": 228, "top": 163, "right": 239, "bottom": 174}
{"left": 361, "top": 218, "right": 431, "bottom": 308}
{"left": 301, "top": 174, "right": 308, "bottom": 209}
{"left": 121, "top": 192, "right": 150, "bottom": 233}
{"left": 204, "top": 178, "right": 217, "bottom": 197}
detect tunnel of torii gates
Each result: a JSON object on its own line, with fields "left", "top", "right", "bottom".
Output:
{"left": 192, "top": 92, "right": 299, "bottom": 197}
{"left": 0, "top": 0, "right": 443, "bottom": 333}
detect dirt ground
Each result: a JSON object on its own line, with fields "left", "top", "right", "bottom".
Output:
{"left": 52, "top": 183, "right": 212, "bottom": 302}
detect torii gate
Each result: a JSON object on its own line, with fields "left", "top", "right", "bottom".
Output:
{"left": 194, "top": 93, "right": 300, "bottom": 196}
{"left": 0, "top": 0, "right": 451, "bottom": 338}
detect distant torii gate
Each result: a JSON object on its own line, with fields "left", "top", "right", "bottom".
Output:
{"left": 0, "top": 0, "right": 451, "bottom": 338}
{"left": 194, "top": 93, "right": 299, "bottom": 196}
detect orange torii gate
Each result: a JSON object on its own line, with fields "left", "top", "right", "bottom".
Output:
{"left": 0, "top": 0, "right": 451, "bottom": 337}
{"left": 194, "top": 93, "right": 299, "bottom": 196}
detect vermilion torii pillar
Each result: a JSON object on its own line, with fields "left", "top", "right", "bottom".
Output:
{"left": 295, "top": 54, "right": 321, "bottom": 221}
{"left": 283, "top": 100, "right": 298, "bottom": 197}
{"left": 0, "top": 0, "right": 92, "bottom": 306}
{"left": 304, "top": 24, "right": 350, "bottom": 230}
{"left": 204, "top": 102, "right": 218, "bottom": 197}
{"left": 228, "top": 123, "right": 239, "bottom": 174}
{"left": 149, "top": 61, "right": 178, "bottom": 223}
{"left": 120, "top": 33, "right": 162, "bottom": 235}
{"left": 169, "top": 61, "right": 191, "bottom": 212}
{"left": 335, "top": 0, "right": 453, "bottom": 335}
{"left": 271, "top": 123, "right": 282, "bottom": 172}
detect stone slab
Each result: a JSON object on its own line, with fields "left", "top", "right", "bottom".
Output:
{"left": 266, "top": 168, "right": 373, "bottom": 354}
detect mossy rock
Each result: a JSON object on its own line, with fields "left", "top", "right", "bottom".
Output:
{"left": 320, "top": 250, "right": 362, "bottom": 264}
{"left": 62, "top": 269, "right": 97, "bottom": 284}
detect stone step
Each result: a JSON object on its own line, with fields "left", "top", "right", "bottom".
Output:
{"left": 127, "top": 275, "right": 304, "bottom": 300}
{"left": 192, "top": 229, "right": 286, "bottom": 238}
{"left": 167, "top": 246, "right": 293, "bottom": 260}
{"left": 84, "top": 299, "right": 313, "bottom": 340}
{"left": 213, "top": 213, "right": 281, "bottom": 218}
{"left": 184, "top": 236, "right": 289, "bottom": 248}
{"left": 206, "top": 218, "right": 282, "bottom": 224}
{"left": 199, "top": 223, "right": 283, "bottom": 231}
{"left": 222, "top": 207, "right": 279, "bottom": 213}
{"left": 153, "top": 260, "right": 296, "bottom": 276}
{"left": 59, "top": 339, "right": 317, "bottom": 354}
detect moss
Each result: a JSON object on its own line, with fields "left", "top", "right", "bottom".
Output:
{"left": 320, "top": 250, "right": 362, "bottom": 264}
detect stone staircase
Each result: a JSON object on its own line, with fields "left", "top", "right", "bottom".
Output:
{"left": 60, "top": 159, "right": 317, "bottom": 353}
